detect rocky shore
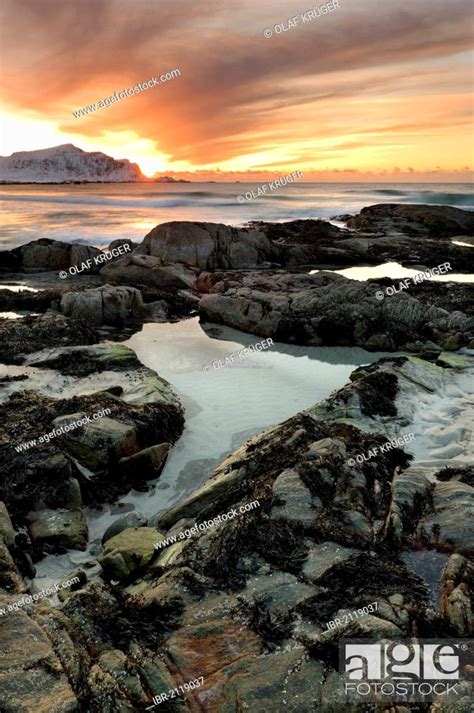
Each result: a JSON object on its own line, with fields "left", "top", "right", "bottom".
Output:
{"left": 0, "top": 204, "right": 472, "bottom": 712}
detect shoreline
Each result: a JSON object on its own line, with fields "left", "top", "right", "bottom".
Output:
{"left": 0, "top": 203, "right": 472, "bottom": 711}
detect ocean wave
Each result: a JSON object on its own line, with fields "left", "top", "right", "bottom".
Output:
{"left": 0, "top": 193, "right": 240, "bottom": 209}
{"left": 372, "top": 189, "right": 407, "bottom": 196}
{"left": 409, "top": 192, "right": 474, "bottom": 206}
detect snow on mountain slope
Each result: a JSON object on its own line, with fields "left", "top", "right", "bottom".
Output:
{"left": 0, "top": 144, "right": 147, "bottom": 183}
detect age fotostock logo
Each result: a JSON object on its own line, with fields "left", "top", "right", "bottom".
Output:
{"left": 340, "top": 640, "right": 472, "bottom": 702}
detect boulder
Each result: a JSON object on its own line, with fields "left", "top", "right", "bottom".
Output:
{"left": 26, "top": 508, "right": 88, "bottom": 550}
{"left": 98, "top": 527, "right": 162, "bottom": 580}
{"left": 347, "top": 203, "right": 474, "bottom": 237}
{"left": 198, "top": 270, "right": 473, "bottom": 351}
{"left": 102, "top": 512, "right": 148, "bottom": 545}
{"left": 100, "top": 252, "right": 196, "bottom": 291}
{"left": 117, "top": 443, "right": 169, "bottom": 482}
{"left": 140, "top": 221, "right": 278, "bottom": 269}
{"left": 60, "top": 285, "right": 144, "bottom": 326}
{"left": 0, "top": 237, "right": 102, "bottom": 273}
{"left": 53, "top": 413, "right": 140, "bottom": 472}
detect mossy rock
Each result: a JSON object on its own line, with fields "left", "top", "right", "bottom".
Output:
{"left": 27, "top": 508, "right": 88, "bottom": 550}
{"left": 440, "top": 333, "right": 463, "bottom": 351}
{"left": 99, "top": 527, "right": 164, "bottom": 580}
{"left": 436, "top": 352, "right": 471, "bottom": 369}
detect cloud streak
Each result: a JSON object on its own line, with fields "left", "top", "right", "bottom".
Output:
{"left": 0, "top": 0, "right": 472, "bottom": 175}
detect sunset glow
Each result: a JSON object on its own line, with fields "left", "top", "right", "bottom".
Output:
{"left": 0, "top": 0, "right": 473, "bottom": 181}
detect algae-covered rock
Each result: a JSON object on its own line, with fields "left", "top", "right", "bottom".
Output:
{"left": 302, "top": 542, "right": 358, "bottom": 583}
{"left": 0, "top": 607, "right": 79, "bottom": 711}
{"left": 102, "top": 511, "right": 148, "bottom": 545}
{"left": 53, "top": 414, "right": 139, "bottom": 472}
{"left": 27, "top": 508, "right": 88, "bottom": 551}
{"left": 98, "top": 527, "right": 162, "bottom": 581}
{"left": 0, "top": 501, "right": 15, "bottom": 546}
{"left": 416, "top": 480, "right": 474, "bottom": 555}
{"left": 118, "top": 443, "right": 169, "bottom": 482}
{"left": 28, "top": 343, "right": 141, "bottom": 377}
{"left": 270, "top": 468, "right": 322, "bottom": 526}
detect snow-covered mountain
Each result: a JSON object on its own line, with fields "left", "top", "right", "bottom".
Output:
{"left": 0, "top": 144, "right": 147, "bottom": 183}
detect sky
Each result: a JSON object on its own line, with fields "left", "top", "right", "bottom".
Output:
{"left": 0, "top": 0, "right": 473, "bottom": 181}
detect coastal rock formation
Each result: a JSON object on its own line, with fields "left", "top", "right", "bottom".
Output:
{"left": 139, "top": 221, "right": 280, "bottom": 269}
{"left": 1, "top": 204, "right": 473, "bottom": 711}
{"left": 61, "top": 284, "right": 148, "bottom": 326}
{"left": 347, "top": 203, "right": 474, "bottom": 237}
{"left": 0, "top": 237, "right": 102, "bottom": 273}
{"left": 0, "top": 343, "right": 184, "bottom": 559}
{"left": 101, "top": 210, "right": 474, "bottom": 277}
{"left": 198, "top": 270, "right": 474, "bottom": 351}
{"left": 100, "top": 251, "right": 196, "bottom": 291}
{"left": 0, "top": 355, "right": 471, "bottom": 710}
{"left": 0, "top": 313, "right": 99, "bottom": 363}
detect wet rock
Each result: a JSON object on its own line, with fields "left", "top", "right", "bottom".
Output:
{"left": 53, "top": 413, "right": 140, "bottom": 472}
{"left": 0, "top": 312, "right": 98, "bottom": 363}
{"left": 302, "top": 542, "right": 359, "bottom": 583}
{"left": 28, "top": 342, "right": 142, "bottom": 377}
{"left": 198, "top": 270, "right": 473, "bottom": 350}
{"left": 0, "top": 501, "right": 15, "bottom": 547}
{"left": 98, "top": 527, "right": 161, "bottom": 581}
{"left": 444, "top": 583, "right": 472, "bottom": 635}
{"left": 26, "top": 508, "right": 88, "bottom": 551}
{"left": 0, "top": 372, "right": 184, "bottom": 521}
{"left": 102, "top": 512, "right": 148, "bottom": 544}
{"left": 165, "top": 617, "right": 262, "bottom": 700}
{"left": 117, "top": 443, "right": 169, "bottom": 483}
{"left": 218, "top": 649, "right": 323, "bottom": 712}
{"left": 347, "top": 203, "right": 474, "bottom": 238}
{"left": 0, "top": 237, "right": 101, "bottom": 273}
{"left": 94, "top": 649, "right": 148, "bottom": 708}
{"left": 61, "top": 285, "right": 144, "bottom": 326}
{"left": 0, "top": 538, "right": 26, "bottom": 593}
{"left": 415, "top": 480, "right": 473, "bottom": 555}
{"left": 441, "top": 554, "right": 473, "bottom": 635}
{"left": 0, "top": 608, "right": 79, "bottom": 711}
{"left": 270, "top": 468, "right": 322, "bottom": 526}
{"left": 58, "top": 569, "right": 88, "bottom": 603}
{"left": 239, "top": 570, "right": 315, "bottom": 618}
{"left": 384, "top": 468, "right": 433, "bottom": 544}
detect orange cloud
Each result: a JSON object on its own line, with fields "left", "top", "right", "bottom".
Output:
{"left": 0, "top": 0, "right": 473, "bottom": 178}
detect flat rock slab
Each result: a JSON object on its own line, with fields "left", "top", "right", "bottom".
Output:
{"left": 27, "top": 508, "right": 88, "bottom": 550}
{"left": 416, "top": 480, "right": 474, "bottom": 555}
{"left": 270, "top": 468, "right": 322, "bottom": 526}
{"left": 302, "top": 542, "right": 359, "bottom": 582}
{"left": 238, "top": 571, "right": 315, "bottom": 618}
{"left": 0, "top": 608, "right": 79, "bottom": 711}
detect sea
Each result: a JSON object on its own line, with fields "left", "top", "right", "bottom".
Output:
{"left": 0, "top": 181, "right": 472, "bottom": 250}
